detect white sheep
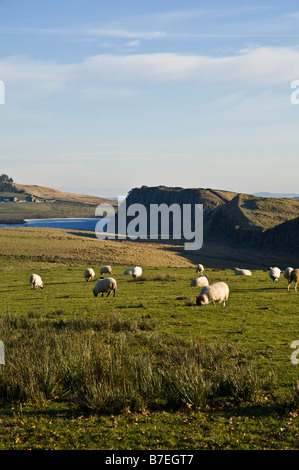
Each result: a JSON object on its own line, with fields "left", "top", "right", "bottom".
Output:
{"left": 132, "top": 266, "right": 142, "bottom": 278}
{"left": 269, "top": 267, "right": 281, "bottom": 282}
{"left": 284, "top": 267, "right": 294, "bottom": 282}
{"left": 124, "top": 266, "right": 142, "bottom": 278}
{"left": 93, "top": 277, "right": 117, "bottom": 297}
{"left": 196, "top": 282, "right": 229, "bottom": 307}
{"left": 100, "top": 265, "right": 112, "bottom": 275}
{"left": 234, "top": 267, "right": 252, "bottom": 276}
{"left": 124, "top": 268, "right": 133, "bottom": 275}
{"left": 190, "top": 275, "right": 209, "bottom": 288}
{"left": 84, "top": 268, "right": 95, "bottom": 282}
{"left": 288, "top": 268, "right": 299, "bottom": 291}
{"left": 29, "top": 274, "right": 44, "bottom": 289}
{"left": 196, "top": 264, "right": 204, "bottom": 273}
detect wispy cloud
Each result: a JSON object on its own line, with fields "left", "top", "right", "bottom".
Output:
{"left": 2, "top": 46, "right": 299, "bottom": 104}
{"left": 0, "top": 27, "right": 167, "bottom": 40}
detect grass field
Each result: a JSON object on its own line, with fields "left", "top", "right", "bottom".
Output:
{"left": 0, "top": 227, "right": 298, "bottom": 450}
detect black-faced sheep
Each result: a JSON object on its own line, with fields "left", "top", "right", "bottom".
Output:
{"left": 288, "top": 268, "right": 299, "bottom": 291}
{"left": 84, "top": 268, "right": 95, "bottom": 282}
{"left": 124, "top": 266, "right": 142, "bottom": 278}
{"left": 196, "top": 264, "right": 204, "bottom": 273}
{"left": 269, "top": 267, "right": 281, "bottom": 282}
{"left": 30, "top": 274, "right": 44, "bottom": 289}
{"left": 196, "top": 282, "right": 229, "bottom": 307}
{"left": 93, "top": 277, "right": 117, "bottom": 297}
{"left": 284, "top": 267, "right": 294, "bottom": 282}
{"left": 190, "top": 275, "right": 209, "bottom": 288}
{"left": 132, "top": 266, "right": 142, "bottom": 278}
{"left": 100, "top": 265, "right": 112, "bottom": 275}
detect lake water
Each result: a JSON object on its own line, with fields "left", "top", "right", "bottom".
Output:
{"left": 0, "top": 218, "right": 108, "bottom": 232}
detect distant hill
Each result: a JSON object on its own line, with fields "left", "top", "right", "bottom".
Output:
{"left": 205, "top": 193, "right": 299, "bottom": 241}
{"left": 1, "top": 182, "right": 298, "bottom": 267}
{"left": 0, "top": 182, "right": 116, "bottom": 223}
{"left": 253, "top": 192, "right": 299, "bottom": 199}
{"left": 13, "top": 183, "right": 116, "bottom": 206}
{"left": 122, "top": 186, "right": 299, "bottom": 267}
{"left": 126, "top": 185, "right": 237, "bottom": 216}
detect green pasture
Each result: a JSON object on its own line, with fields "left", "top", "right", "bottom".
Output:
{"left": 0, "top": 231, "right": 298, "bottom": 450}
{"left": 1, "top": 262, "right": 297, "bottom": 366}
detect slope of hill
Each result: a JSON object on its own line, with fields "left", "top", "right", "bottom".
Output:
{"left": 259, "top": 215, "right": 299, "bottom": 253}
{"left": 205, "top": 193, "right": 299, "bottom": 243}
{"left": 13, "top": 183, "right": 115, "bottom": 206}
{"left": 0, "top": 183, "right": 116, "bottom": 223}
{"left": 121, "top": 186, "right": 299, "bottom": 267}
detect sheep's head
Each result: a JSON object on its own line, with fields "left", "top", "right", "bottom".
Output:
{"left": 196, "top": 294, "right": 205, "bottom": 306}
{"left": 93, "top": 290, "right": 98, "bottom": 297}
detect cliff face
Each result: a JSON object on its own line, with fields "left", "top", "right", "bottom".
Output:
{"left": 259, "top": 216, "right": 299, "bottom": 253}
{"left": 126, "top": 185, "right": 237, "bottom": 217}
{"left": 121, "top": 186, "right": 299, "bottom": 259}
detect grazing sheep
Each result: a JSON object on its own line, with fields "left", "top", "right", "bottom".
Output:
{"left": 124, "top": 268, "right": 133, "bottom": 275}
{"left": 190, "top": 275, "right": 209, "bottom": 288}
{"left": 84, "top": 268, "right": 95, "bottom": 282}
{"left": 288, "top": 268, "right": 299, "bottom": 291}
{"left": 30, "top": 274, "right": 44, "bottom": 289}
{"left": 132, "top": 266, "right": 142, "bottom": 278}
{"left": 93, "top": 277, "right": 117, "bottom": 297}
{"left": 124, "top": 267, "right": 142, "bottom": 278}
{"left": 284, "top": 267, "right": 294, "bottom": 282}
{"left": 269, "top": 267, "right": 281, "bottom": 282}
{"left": 234, "top": 267, "right": 252, "bottom": 276}
{"left": 100, "top": 265, "right": 112, "bottom": 275}
{"left": 196, "top": 264, "right": 204, "bottom": 273}
{"left": 196, "top": 282, "right": 229, "bottom": 307}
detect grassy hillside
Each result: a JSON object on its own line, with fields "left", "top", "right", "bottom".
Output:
{"left": 13, "top": 183, "right": 115, "bottom": 206}
{"left": 0, "top": 227, "right": 297, "bottom": 450}
{"left": 0, "top": 226, "right": 192, "bottom": 267}
{"left": 0, "top": 183, "right": 116, "bottom": 223}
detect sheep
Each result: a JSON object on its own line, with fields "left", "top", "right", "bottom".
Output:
{"left": 196, "top": 264, "right": 204, "bottom": 273}
{"left": 124, "top": 268, "right": 133, "bottom": 275}
{"left": 288, "top": 268, "right": 299, "bottom": 291}
{"left": 269, "top": 267, "right": 281, "bottom": 282}
{"left": 196, "top": 282, "right": 229, "bottom": 307}
{"left": 234, "top": 267, "right": 252, "bottom": 276}
{"left": 190, "top": 275, "right": 209, "bottom": 288}
{"left": 132, "top": 266, "right": 142, "bottom": 278}
{"left": 93, "top": 277, "right": 117, "bottom": 297}
{"left": 100, "top": 265, "right": 112, "bottom": 275}
{"left": 284, "top": 267, "right": 294, "bottom": 282}
{"left": 84, "top": 268, "right": 95, "bottom": 282}
{"left": 124, "top": 266, "right": 142, "bottom": 278}
{"left": 29, "top": 274, "right": 44, "bottom": 289}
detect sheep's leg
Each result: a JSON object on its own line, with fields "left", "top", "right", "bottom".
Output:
{"left": 212, "top": 300, "right": 216, "bottom": 307}
{"left": 223, "top": 301, "right": 226, "bottom": 307}
{"left": 288, "top": 282, "right": 291, "bottom": 291}
{"left": 106, "top": 291, "right": 111, "bottom": 297}
{"left": 101, "top": 292, "right": 104, "bottom": 297}
{"left": 295, "top": 282, "right": 297, "bottom": 292}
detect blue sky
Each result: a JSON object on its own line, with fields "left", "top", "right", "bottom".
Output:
{"left": 1, "top": 0, "right": 299, "bottom": 197}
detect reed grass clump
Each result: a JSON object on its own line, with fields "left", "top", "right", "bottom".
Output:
{"left": 0, "top": 313, "right": 278, "bottom": 413}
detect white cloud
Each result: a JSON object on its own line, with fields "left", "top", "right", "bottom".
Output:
{"left": 2, "top": 46, "right": 299, "bottom": 90}
{"left": 124, "top": 40, "right": 140, "bottom": 47}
